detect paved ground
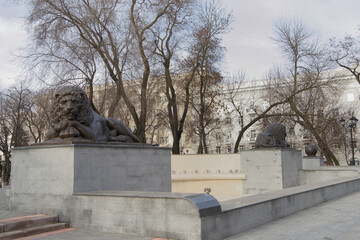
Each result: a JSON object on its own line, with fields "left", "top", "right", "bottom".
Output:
{"left": 2, "top": 188, "right": 360, "bottom": 239}
{"left": 224, "top": 191, "right": 360, "bottom": 240}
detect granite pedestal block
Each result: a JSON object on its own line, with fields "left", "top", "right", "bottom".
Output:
{"left": 9, "top": 143, "right": 225, "bottom": 239}
{"left": 302, "top": 156, "right": 325, "bottom": 169}
{"left": 240, "top": 149, "right": 302, "bottom": 194}
{"left": 11, "top": 143, "right": 171, "bottom": 195}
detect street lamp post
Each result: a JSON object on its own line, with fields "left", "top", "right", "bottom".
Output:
{"left": 340, "top": 116, "right": 358, "bottom": 165}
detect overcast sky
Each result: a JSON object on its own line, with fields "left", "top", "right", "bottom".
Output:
{"left": 221, "top": 0, "right": 360, "bottom": 80}
{"left": 1, "top": 0, "right": 360, "bottom": 89}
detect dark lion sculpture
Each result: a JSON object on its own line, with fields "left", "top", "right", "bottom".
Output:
{"left": 44, "top": 86, "right": 139, "bottom": 143}
{"left": 254, "top": 123, "right": 290, "bottom": 148}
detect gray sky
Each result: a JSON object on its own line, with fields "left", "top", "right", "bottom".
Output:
{"left": 1, "top": 0, "right": 360, "bottom": 89}
{"left": 0, "top": 1, "right": 27, "bottom": 90}
{"left": 221, "top": 0, "right": 360, "bottom": 79}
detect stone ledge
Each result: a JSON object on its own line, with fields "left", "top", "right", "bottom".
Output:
{"left": 74, "top": 190, "right": 222, "bottom": 218}
{"left": 221, "top": 177, "right": 360, "bottom": 211}
{"left": 19, "top": 141, "right": 170, "bottom": 150}
{"left": 172, "top": 174, "right": 246, "bottom": 181}
{"left": 201, "top": 177, "right": 360, "bottom": 240}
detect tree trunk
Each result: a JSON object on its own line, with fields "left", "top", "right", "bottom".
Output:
{"left": 234, "top": 129, "right": 245, "bottom": 153}
{"left": 201, "top": 128, "right": 208, "bottom": 154}
{"left": 197, "top": 133, "right": 204, "bottom": 154}
{"left": 1, "top": 154, "right": 11, "bottom": 185}
{"left": 88, "top": 82, "right": 100, "bottom": 114}
{"left": 134, "top": 123, "right": 146, "bottom": 143}
{"left": 289, "top": 100, "right": 339, "bottom": 165}
{"left": 107, "top": 83, "right": 122, "bottom": 118}
{"left": 172, "top": 135, "right": 181, "bottom": 154}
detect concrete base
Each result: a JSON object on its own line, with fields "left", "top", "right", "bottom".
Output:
{"left": 240, "top": 149, "right": 302, "bottom": 194}
{"left": 302, "top": 156, "right": 324, "bottom": 169}
{"left": 8, "top": 144, "right": 360, "bottom": 239}
{"left": 11, "top": 143, "right": 171, "bottom": 194}
{"left": 205, "top": 177, "right": 360, "bottom": 240}
{"left": 9, "top": 143, "right": 223, "bottom": 239}
{"left": 8, "top": 176, "right": 360, "bottom": 240}
{"left": 10, "top": 190, "right": 221, "bottom": 240}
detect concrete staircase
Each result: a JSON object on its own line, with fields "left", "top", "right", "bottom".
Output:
{"left": 0, "top": 214, "right": 69, "bottom": 239}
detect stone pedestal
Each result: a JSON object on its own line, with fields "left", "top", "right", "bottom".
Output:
{"left": 9, "top": 143, "right": 224, "bottom": 240}
{"left": 240, "top": 149, "right": 302, "bottom": 194}
{"left": 302, "top": 156, "right": 324, "bottom": 169}
{"left": 11, "top": 143, "right": 171, "bottom": 196}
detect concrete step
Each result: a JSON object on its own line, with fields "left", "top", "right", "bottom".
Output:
{"left": 0, "top": 223, "right": 68, "bottom": 239}
{"left": 0, "top": 214, "right": 69, "bottom": 239}
{"left": 0, "top": 215, "right": 59, "bottom": 233}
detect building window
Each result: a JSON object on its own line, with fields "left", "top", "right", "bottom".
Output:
{"left": 239, "top": 145, "right": 244, "bottom": 151}
{"left": 166, "top": 136, "right": 170, "bottom": 143}
{"left": 227, "top": 132, "right": 232, "bottom": 140}
{"left": 226, "top": 117, "right": 232, "bottom": 125}
{"left": 216, "top": 133, "right": 221, "bottom": 140}
{"left": 216, "top": 146, "right": 221, "bottom": 153}
{"left": 250, "top": 130, "right": 256, "bottom": 139}
{"left": 249, "top": 114, "right": 256, "bottom": 122}
{"left": 303, "top": 130, "right": 310, "bottom": 140}
{"left": 160, "top": 137, "right": 164, "bottom": 144}
{"left": 333, "top": 143, "right": 340, "bottom": 149}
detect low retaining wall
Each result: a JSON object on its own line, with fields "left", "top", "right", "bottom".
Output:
{"left": 300, "top": 166, "right": 360, "bottom": 185}
{"left": 10, "top": 144, "right": 360, "bottom": 239}
{"left": 10, "top": 177, "right": 360, "bottom": 239}
{"left": 201, "top": 177, "right": 360, "bottom": 240}
{"left": 10, "top": 190, "right": 221, "bottom": 240}
{"left": 172, "top": 174, "right": 245, "bottom": 201}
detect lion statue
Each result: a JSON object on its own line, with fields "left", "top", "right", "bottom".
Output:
{"left": 44, "top": 86, "right": 139, "bottom": 143}
{"left": 254, "top": 123, "right": 290, "bottom": 148}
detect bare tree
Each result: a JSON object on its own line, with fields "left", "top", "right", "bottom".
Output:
{"left": 184, "top": 0, "right": 233, "bottom": 154}
{"left": 26, "top": 1, "right": 131, "bottom": 115}
{"left": 329, "top": 34, "right": 360, "bottom": 83}
{"left": 27, "top": 0, "right": 149, "bottom": 139}
{"left": 0, "top": 84, "right": 32, "bottom": 184}
{"left": 271, "top": 17, "right": 340, "bottom": 165}
{"left": 151, "top": 0, "right": 194, "bottom": 154}
{"left": 24, "top": 88, "right": 53, "bottom": 143}
{"left": 226, "top": 71, "right": 299, "bottom": 153}
{"left": 27, "top": 0, "right": 198, "bottom": 143}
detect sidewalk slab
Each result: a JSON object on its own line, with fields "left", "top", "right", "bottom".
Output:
{"left": 225, "top": 191, "right": 360, "bottom": 240}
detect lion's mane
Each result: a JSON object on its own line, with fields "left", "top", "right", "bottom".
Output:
{"left": 51, "top": 86, "right": 94, "bottom": 126}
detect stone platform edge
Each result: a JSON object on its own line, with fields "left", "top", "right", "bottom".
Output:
{"left": 74, "top": 190, "right": 222, "bottom": 218}
{"left": 200, "top": 176, "right": 360, "bottom": 240}
{"left": 23, "top": 141, "right": 171, "bottom": 150}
